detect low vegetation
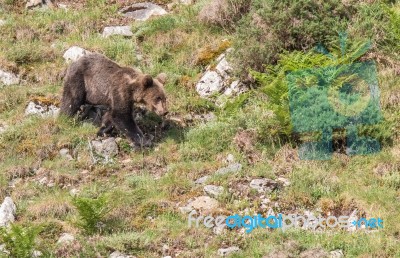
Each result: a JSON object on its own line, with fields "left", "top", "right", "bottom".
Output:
{"left": 0, "top": 0, "right": 399, "bottom": 257}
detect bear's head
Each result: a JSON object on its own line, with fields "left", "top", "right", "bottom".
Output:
{"left": 138, "top": 73, "right": 168, "bottom": 116}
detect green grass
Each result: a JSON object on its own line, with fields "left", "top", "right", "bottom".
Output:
{"left": 0, "top": 0, "right": 400, "bottom": 257}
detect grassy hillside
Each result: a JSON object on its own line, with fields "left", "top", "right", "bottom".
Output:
{"left": 0, "top": 0, "right": 400, "bottom": 257}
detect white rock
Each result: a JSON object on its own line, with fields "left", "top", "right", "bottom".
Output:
{"left": 102, "top": 26, "right": 133, "bottom": 38}
{"left": 330, "top": 249, "right": 344, "bottom": 258}
{"left": 277, "top": 177, "right": 291, "bottom": 187}
{"left": 196, "top": 71, "right": 224, "bottom": 97}
{"left": 26, "top": 0, "right": 54, "bottom": 9}
{"left": 162, "top": 244, "right": 169, "bottom": 256}
{"left": 195, "top": 175, "right": 210, "bottom": 184}
{"left": 38, "top": 177, "right": 48, "bottom": 185}
{"left": 0, "top": 70, "right": 19, "bottom": 86}
{"left": 215, "top": 56, "right": 232, "bottom": 79}
{"left": 59, "top": 148, "right": 73, "bottom": 160}
{"left": 0, "top": 20, "right": 6, "bottom": 26}
{"left": 215, "top": 163, "right": 242, "bottom": 175}
{"left": 32, "top": 250, "right": 42, "bottom": 257}
{"left": 69, "top": 188, "right": 79, "bottom": 197}
{"left": 119, "top": 2, "right": 167, "bottom": 21}
{"left": 250, "top": 178, "right": 278, "bottom": 193}
{"left": 0, "top": 244, "right": 9, "bottom": 254}
{"left": 184, "top": 196, "right": 218, "bottom": 212}
{"left": 0, "top": 197, "right": 16, "bottom": 227}
{"left": 57, "top": 233, "right": 75, "bottom": 244}
{"left": 218, "top": 246, "right": 240, "bottom": 256}
{"left": 58, "top": 3, "right": 68, "bottom": 10}
{"left": 91, "top": 137, "right": 119, "bottom": 159}
{"left": 223, "top": 80, "right": 248, "bottom": 96}
{"left": 203, "top": 185, "right": 223, "bottom": 198}
{"left": 109, "top": 251, "right": 136, "bottom": 258}
{"left": 63, "top": 46, "right": 90, "bottom": 63}
{"left": 0, "top": 122, "right": 8, "bottom": 134}
{"left": 24, "top": 101, "right": 60, "bottom": 117}
{"left": 226, "top": 153, "right": 235, "bottom": 163}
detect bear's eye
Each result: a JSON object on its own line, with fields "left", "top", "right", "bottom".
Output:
{"left": 156, "top": 97, "right": 162, "bottom": 102}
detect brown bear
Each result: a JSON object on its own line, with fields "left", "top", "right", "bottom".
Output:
{"left": 60, "top": 53, "right": 168, "bottom": 146}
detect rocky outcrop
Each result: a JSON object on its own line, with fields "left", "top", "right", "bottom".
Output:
{"left": 196, "top": 49, "right": 248, "bottom": 99}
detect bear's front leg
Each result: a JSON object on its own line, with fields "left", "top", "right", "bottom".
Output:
{"left": 111, "top": 111, "right": 151, "bottom": 147}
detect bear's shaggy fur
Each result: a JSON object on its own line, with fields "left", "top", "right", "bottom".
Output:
{"left": 60, "top": 53, "right": 168, "bottom": 145}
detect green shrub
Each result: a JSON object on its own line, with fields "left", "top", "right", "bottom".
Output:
{"left": 0, "top": 224, "right": 40, "bottom": 258}
{"left": 72, "top": 195, "right": 111, "bottom": 235}
{"left": 251, "top": 36, "right": 393, "bottom": 146}
{"left": 232, "top": 0, "right": 397, "bottom": 74}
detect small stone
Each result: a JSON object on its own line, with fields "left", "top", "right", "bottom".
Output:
{"left": 59, "top": 148, "right": 73, "bottom": 160}
{"left": 330, "top": 249, "right": 344, "bottom": 258}
{"left": 8, "top": 178, "right": 22, "bottom": 188}
{"left": 58, "top": 3, "right": 68, "bottom": 10}
{"left": 91, "top": 138, "right": 119, "bottom": 159}
{"left": 102, "top": 26, "right": 133, "bottom": 38}
{"left": 226, "top": 154, "right": 235, "bottom": 163}
{"left": 0, "top": 244, "right": 8, "bottom": 254}
{"left": 277, "top": 177, "right": 290, "bottom": 187}
{"left": 195, "top": 175, "right": 210, "bottom": 184}
{"left": 249, "top": 178, "right": 278, "bottom": 193}
{"left": 0, "top": 20, "right": 6, "bottom": 26}
{"left": 0, "top": 122, "right": 8, "bottom": 134}
{"left": 0, "top": 197, "right": 16, "bottom": 227}
{"left": 24, "top": 102, "right": 60, "bottom": 117}
{"left": 32, "top": 250, "right": 42, "bottom": 257}
{"left": 215, "top": 163, "right": 242, "bottom": 175}
{"left": 0, "top": 69, "right": 19, "bottom": 86}
{"left": 162, "top": 244, "right": 169, "bottom": 256}
{"left": 218, "top": 246, "right": 240, "bottom": 256}
{"left": 119, "top": 2, "right": 167, "bottom": 21}
{"left": 185, "top": 196, "right": 218, "bottom": 212}
{"left": 69, "top": 188, "right": 79, "bottom": 197}
{"left": 26, "top": 0, "right": 54, "bottom": 9}
{"left": 109, "top": 251, "right": 136, "bottom": 258}
{"left": 203, "top": 185, "right": 223, "bottom": 198}
{"left": 63, "top": 46, "right": 90, "bottom": 63}
{"left": 178, "top": 206, "right": 193, "bottom": 214}
{"left": 38, "top": 177, "right": 48, "bottom": 185}
{"left": 57, "top": 233, "right": 75, "bottom": 244}
{"left": 59, "top": 148, "right": 69, "bottom": 156}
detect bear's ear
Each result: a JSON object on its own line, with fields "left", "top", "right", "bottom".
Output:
{"left": 142, "top": 75, "right": 153, "bottom": 88}
{"left": 156, "top": 73, "right": 167, "bottom": 85}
